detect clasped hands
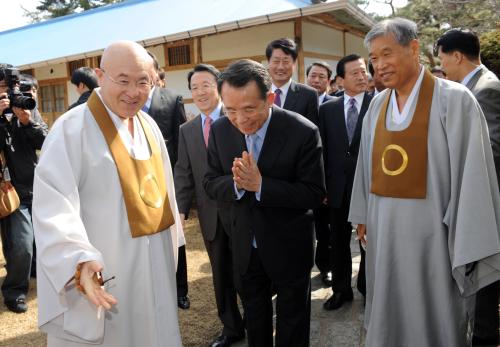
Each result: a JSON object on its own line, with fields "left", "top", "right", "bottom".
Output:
{"left": 232, "top": 151, "right": 261, "bottom": 192}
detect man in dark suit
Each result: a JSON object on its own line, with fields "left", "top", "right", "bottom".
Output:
{"left": 204, "top": 59, "right": 325, "bottom": 347}
{"left": 319, "top": 54, "right": 372, "bottom": 310}
{"left": 436, "top": 28, "right": 500, "bottom": 346}
{"left": 265, "top": 38, "right": 319, "bottom": 125}
{"left": 306, "top": 61, "right": 334, "bottom": 286}
{"left": 145, "top": 52, "right": 189, "bottom": 309}
{"left": 329, "top": 75, "right": 344, "bottom": 97}
{"left": 306, "top": 61, "right": 334, "bottom": 105}
{"left": 174, "top": 64, "right": 244, "bottom": 347}
{"left": 68, "top": 67, "right": 98, "bottom": 110}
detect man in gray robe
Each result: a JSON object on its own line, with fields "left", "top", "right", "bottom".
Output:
{"left": 349, "top": 18, "right": 500, "bottom": 347}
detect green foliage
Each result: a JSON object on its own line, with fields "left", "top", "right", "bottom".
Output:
{"left": 24, "top": 0, "right": 123, "bottom": 22}
{"left": 393, "top": 0, "right": 499, "bottom": 66}
{"left": 480, "top": 29, "right": 500, "bottom": 77}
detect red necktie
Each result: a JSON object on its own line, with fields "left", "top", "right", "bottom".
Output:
{"left": 203, "top": 116, "right": 212, "bottom": 147}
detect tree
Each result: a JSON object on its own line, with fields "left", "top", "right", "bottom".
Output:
{"left": 480, "top": 29, "right": 500, "bottom": 77}
{"left": 394, "top": 0, "right": 499, "bottom": 66}
{"left": 24, "top": 0, "right": 123, "bottom": 22}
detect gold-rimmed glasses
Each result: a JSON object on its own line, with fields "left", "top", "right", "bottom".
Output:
{"left": 100, "top": 69, "right": 153, "bottom": 92}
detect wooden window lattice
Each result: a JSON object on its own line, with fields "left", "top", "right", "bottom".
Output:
{"left": 168, "top": 45, "right": 190, "bottom": 66}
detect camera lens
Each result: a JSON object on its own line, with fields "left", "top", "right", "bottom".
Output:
{"left": 11, "top": 93, "right": 36, "bottom": 110}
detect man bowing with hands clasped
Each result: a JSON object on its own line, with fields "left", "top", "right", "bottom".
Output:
{"left": 204, "top": 59, "right": 325, "bottom": 347}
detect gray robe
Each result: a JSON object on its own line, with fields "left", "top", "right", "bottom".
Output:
{"left": 349, "top": 78, "right": 500, "bottom": 347}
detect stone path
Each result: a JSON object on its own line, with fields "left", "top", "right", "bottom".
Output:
{"left": 233, "top": 235, "right": 365, "bottom": 347}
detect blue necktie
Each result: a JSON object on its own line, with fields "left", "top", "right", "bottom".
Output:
{"left": 141, "top": 104, "right": 149, "bottom": 113}
{"left": 248, "top": 133, "right": 261, "bottom": 163}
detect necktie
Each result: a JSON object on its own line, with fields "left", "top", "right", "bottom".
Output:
{"left": 274, "top": 88, "right": 282, "bottom": 107}
{"left": 203, "top": 116, "right": 212, "bottom": 147}
{"left": 346, "top": 98, "right": 359, "bottom": 144}
{"left": 248, "top": 133, "right": 261, "bottom": 162}
{"left": 141, "top": 104, "right": 149, "bottom": 113}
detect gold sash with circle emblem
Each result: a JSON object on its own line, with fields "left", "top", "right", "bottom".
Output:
{"left": 87, "top": 91, "right": 175, "bottom": 237}
{"left": 371, "top": 69, "right": 435, "bottom": 199}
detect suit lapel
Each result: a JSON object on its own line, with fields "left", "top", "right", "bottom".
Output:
{"left": 335, "top": 96, "right": 350, "bottom": 146}
{"left": 148, "top": 88, "right": 162, "bottom": 115}
{"left": 466, "top": 66, "right": 485, "bottom": 90}
{"left": 258, "top": 107, "right": 286, "bottom": 173}
{"left": 191, "top": 115, "right": 206, "bottom": 156}
{"left": 283, "top": 81, "right": 298, "bottom": 111}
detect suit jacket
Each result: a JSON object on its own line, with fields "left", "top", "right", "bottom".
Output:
{"left": 282, "top": 81, "right": 319, "bottom": 125}
{"left": 68, "top": 90, "right": 92, "bottom": 110}
{"left": 319, "top": 92, "right": 372, "bottom": 208}
{"left": 322, "top": 93, "right": 334, "bottom": 104}
{"left": 204, "top": 106, "right": 326, "bottom": 282}
{"left": 174, "top": 109, "right": 227, "bottom": 241}
{"left": 466, "top": 66, "right": 500, "bottom": 180}
{"left": 148, "top": 87, "right": 187, "bottom": 166}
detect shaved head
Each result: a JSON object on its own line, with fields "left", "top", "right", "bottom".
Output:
{"left": 100, "top": 41, "right": 154, "bottom": 73}
{"left": 96, "top": 40, "right": 155, "bottom": 118}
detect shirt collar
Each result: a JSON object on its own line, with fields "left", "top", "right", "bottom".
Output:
{"left": 344, "top": 92, "right": 365, "bottom": 108}
{"left": 144, "top": 86, "right": 156, "bottom": 110}
{"left": 201, "top": 102, "right": 223, "bottom": 124}
{"left": 318, "top": 92, "right": 327, "bottom": 104}
{"left": 249, "top": 108, "right": 272, "bottom": 140}
{"left": 461, "top": 64, "right": 483, "bottom": 86}
{"left": 272, "top": 79, "right": 292, "bottom": 96}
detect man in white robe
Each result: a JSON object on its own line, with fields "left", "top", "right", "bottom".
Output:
{"left": 33, "top": 41, "right": 183, "bottom": 347}
{"left": 349, "top": 18, "right": 500, "bottom": 347}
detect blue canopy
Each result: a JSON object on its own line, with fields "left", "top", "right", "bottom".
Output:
{"left": 1, "top": 0, "right": 374, "bottom": 68}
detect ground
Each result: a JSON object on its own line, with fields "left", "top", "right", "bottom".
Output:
{"left": 0, "top": 211, "right": 366, "bottom": 347}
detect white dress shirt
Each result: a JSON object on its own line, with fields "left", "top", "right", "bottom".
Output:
{"left": 271, "top": 79, "right": 292, "bottom": 108}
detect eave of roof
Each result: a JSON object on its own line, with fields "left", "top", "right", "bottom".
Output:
{"left": 2, "top": 0, "right": 374, "bottom": 69}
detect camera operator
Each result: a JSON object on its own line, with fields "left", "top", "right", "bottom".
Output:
{"left": 0, "top": 63, "right": 48, "bottom": 313}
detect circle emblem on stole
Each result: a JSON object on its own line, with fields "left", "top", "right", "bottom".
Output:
{"left": 381, "top": 144, "right": 409, "bottom": 176}
{"left": 139, "top": 173, "right": 163, "bottom": 208}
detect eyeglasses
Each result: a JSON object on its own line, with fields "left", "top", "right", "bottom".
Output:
{"left": 100, "top": 69, "right": 153, "bottom": 92}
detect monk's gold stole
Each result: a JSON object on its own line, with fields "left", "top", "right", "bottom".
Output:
{"left": 371, "top": 70, "right": 435, "bottom": 198}
{"left": 87, "top": 92, "right": 174, "bottom": 237}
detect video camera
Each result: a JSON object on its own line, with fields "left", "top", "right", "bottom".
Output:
{"left": 0, "top": 67, "right": 36, "bottom": 113}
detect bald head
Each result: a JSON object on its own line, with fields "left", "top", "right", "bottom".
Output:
{"left": 96, "top": 40, "right": 155, "bottom": 118}
{"left": 100, "top": 41, "right": 154, "bottom": 72}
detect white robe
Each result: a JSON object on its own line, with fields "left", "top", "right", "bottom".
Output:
{"left": 349, "top": 78, "right": 500, "bottom": 347}
{"left": 33, "top": 100, "right": 183, "bottom": 346}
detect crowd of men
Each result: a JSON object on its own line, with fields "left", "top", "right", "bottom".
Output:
{"left": 0, "top": 16, "right": 498, "bottom": 347}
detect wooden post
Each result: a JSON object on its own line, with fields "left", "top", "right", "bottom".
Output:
{"left": 295, "top": 18, "right": 304, "bottom": 83}
{"left": 343, "top": 30, "right": 347, "bottom": 56}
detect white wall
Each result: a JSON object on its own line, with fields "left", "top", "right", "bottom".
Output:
{"left": 302, "top": 21, "right": 343, "bottom": 56}
{"left": 67, "top": 81, "right": 79, "bottom": 106}
{"left": 147, "top": 44, "right": 166, "bottom": 68}
{"left": 201, "top": 21, "right": 295, "bottom": 61}
{"left": 34, "top": 63, "right": 67, "bottom": 80}
{"left": 345, "top": 33, "right": 368, "bottom": 59}
{"left": 164, "top": 68, "right": 192, "bottom": 99}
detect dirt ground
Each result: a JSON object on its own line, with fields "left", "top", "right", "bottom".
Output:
{"left": 0, "top": 211, "right": 224, "bottom": 347}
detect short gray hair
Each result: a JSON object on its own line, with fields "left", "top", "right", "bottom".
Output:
{"left": 364, "top": 17, "right": 418, "bottom": 50}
